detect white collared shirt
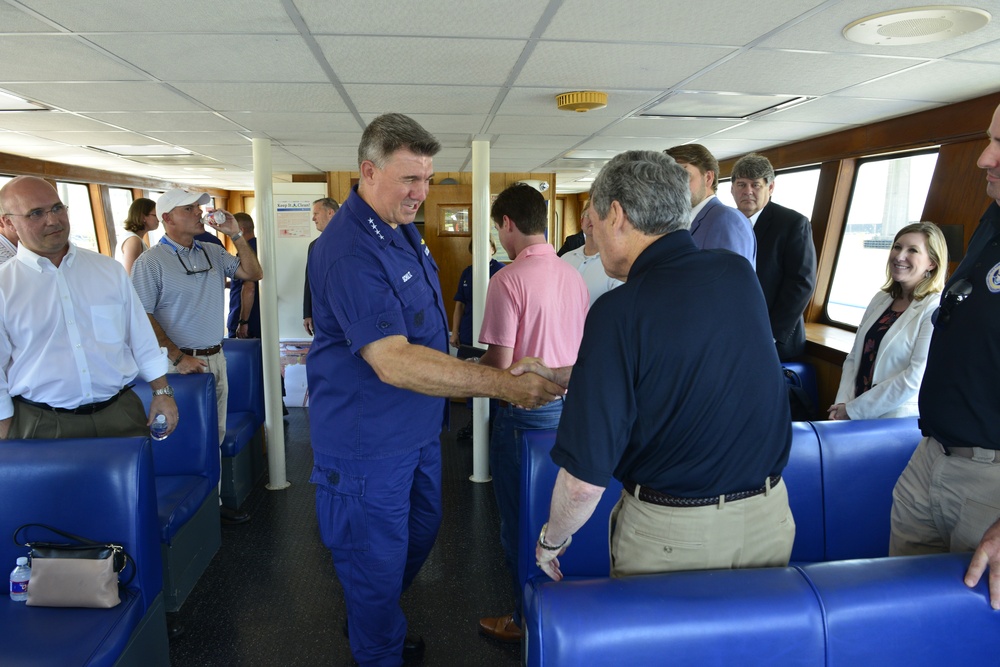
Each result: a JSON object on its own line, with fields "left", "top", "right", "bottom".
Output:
{"left": 689, "top": 194, "right": 713, "bottom": 222}
{"left": 749, "top": 209, "right": 764, "bottom": 228}
{"left": 0, "top": 243, "right": 167, "bottom": 417}
{"left": 561, "top": 245, "right": 624, "bottom": 307}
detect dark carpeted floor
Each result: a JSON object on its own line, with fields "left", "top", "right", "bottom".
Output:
{"left": 168, "top": 404, "right": 520, "bottom": 666}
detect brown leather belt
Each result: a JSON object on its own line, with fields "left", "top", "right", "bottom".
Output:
{"left": 179, "top": 344, "right": 222, "bottom": 356}
{"left": 14, "top": 385, "right": 134, "bottom": 415}
{"left": 623, "top": 475, "right": 781, "bottom": 508}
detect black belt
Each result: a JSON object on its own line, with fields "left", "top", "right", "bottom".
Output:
{"left": 14, "top": 385, "right": 134, "bottom": 415}
{"left": 179, "top": 344, "right": 222, "bottom": 356}
{"left": 623, "top": 475, "right": 781, "bottom": 508}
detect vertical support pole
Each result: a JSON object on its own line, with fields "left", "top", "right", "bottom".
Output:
{"left": 470, "top": 138, "right": 491, "bottom": 483}
{"left": 252, "top": 137, "right": 290, "bottom": 491}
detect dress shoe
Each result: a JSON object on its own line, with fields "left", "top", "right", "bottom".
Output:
{"left": 479, "top": 613, "right": 521, "bottom": 643}
{"left": 220, "top": 506, "right": 250, "bottom": 525}
{"left": 343, "top": 619, "right": 426, "bottom": 662}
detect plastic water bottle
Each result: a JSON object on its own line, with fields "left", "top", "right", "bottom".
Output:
{"left": 201, "top": 210, "right": 225, "bottom": 226}
{"left": 10, "top": 557, "right": 29, "bottom": 602}
{"left": 150, "top": 414, "right": 169, "bottom": 441}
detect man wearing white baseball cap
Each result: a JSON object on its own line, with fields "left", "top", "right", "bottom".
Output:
{"left": 131, "top": 189, "right": 262, "bottom": 524}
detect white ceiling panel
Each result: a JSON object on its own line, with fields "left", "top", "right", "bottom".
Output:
{"left": 763, "top": 96, "right": 941, "bottom": 124}
{"left": 27, "top": 130, "right": 168, "bottom": 146}
{"left": 318, "top": 37, "right": 527, "bottom": 86}
{"left": 1, "top": 83, "right": 206, "bottom": 112}
{"left": 577, "top": 136, "right": 690, "bottom": 152}
{"left": 0, "top": 112, "right": 118, "bottom": 132}
{"left": 218, "top": 113, "right": 358, "bottom": 134}
{"left": 17, "top": 0, "right": 299, "bottom": 33}
{"left": 599, "top": 116, "right": 742, "bottom": 138}
{"left": 84, "top": 112, "right": 245, "bottom": 132}
{"left": 541, "top": 0, "right": 833, "bottom": 46}
{"left": 487, "top": 114, "right": 612, "bottom": 135}
{"left": 957, "top": 39, "right": 1000, "bottom": 64}
{"left": 832, "top": 60, "right": 1000, "bottom": 103}
{"left": 350, "top": 86, "right": 501, "bottom": 115}
{"left": 0, "top": 132, "right": 78, "bottom": 149}
{"left": 145, "top": 132, "right": 252, "bottom": 146}
{"left": 295, "top": 0, "right": 546, "bottom": 39}
{"left": 0, "top": 1, "right": 59, "bottom": 32}
{"left": 492, "top": 135, "right": 582, "bottom": 149}
{"left": 516, "top": 41, "right": 735, "bottom": 89}
{"left": 714, "top": 119, "right": 854, "bottom": 141}
{"left": 399, "top": 115, "right": 488, "bottom": 135}
{"left": 88, "top": 34, "right": 328, "bottom": 83}
{"left": 688, "top": 49, "right": 923, "bottom": 96}
{"left": 173, "top": 83, "right": 351, "bottom": 113}
{"left": 0, "top": 36, "right": 146, "bottom": 81}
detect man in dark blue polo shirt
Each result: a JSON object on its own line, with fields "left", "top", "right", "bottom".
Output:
{"left": 528, "top": 150, "right": 794, "bottom": 581}
{"left": 306, "top": 113, "right": 565, "bottom": 667}
{"left": 892, "top": 101, "right": 1000, "bottom": 609}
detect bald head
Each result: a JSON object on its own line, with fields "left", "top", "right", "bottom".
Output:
{"left": 0, "top": 176, "right": 70, "bottom": 264}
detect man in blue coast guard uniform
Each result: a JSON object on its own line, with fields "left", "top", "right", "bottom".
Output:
{"left": 307, "top": 113, "right": 565, "bottom": 667}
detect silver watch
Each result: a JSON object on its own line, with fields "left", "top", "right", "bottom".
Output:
{"left": 151, "top": 385, "right": 174, "bottom": 397}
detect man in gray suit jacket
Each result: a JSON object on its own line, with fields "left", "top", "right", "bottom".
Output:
{"left": 666, "top": 144, "right": 756, "bottom": 267}
{"left": 731, "top": 153, "right": 816, "bottom": 360}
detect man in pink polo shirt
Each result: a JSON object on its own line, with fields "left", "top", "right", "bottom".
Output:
{"left": 477, "top": 183, "right": 589, "bottom": 644}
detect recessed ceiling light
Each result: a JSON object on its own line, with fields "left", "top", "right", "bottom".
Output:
{"left": 843, "top": 5, "right": 991, "bottom": 45}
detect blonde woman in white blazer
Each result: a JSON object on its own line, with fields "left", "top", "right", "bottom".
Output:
{"left": 829, "top": 222, "right": 948, "bottom": 420}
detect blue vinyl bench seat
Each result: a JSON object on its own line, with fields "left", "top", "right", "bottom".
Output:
{"left": 518, "top": 418, "right": 1000, "bottom": 666}
{"left": 0, "top": 437, "right": 168, "bottom": 667}
{"left": 134, "top": 373, "right": 220, "bottom": 612}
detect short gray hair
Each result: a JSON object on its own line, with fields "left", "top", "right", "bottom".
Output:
{"left": 730, "top": 152, "right": 775, "bottom": 185}
{"left": 589, "top": 150, "right": 691, "bottom": 236}
{"left": 358, "top": 113, "right": 441, "bottom": 168}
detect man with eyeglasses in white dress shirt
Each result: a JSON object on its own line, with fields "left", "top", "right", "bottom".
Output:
{"left": 0, "top": 176, "right": 177, "bottom": 440}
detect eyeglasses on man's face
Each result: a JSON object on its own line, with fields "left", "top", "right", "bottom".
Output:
{"left": 5, "top": 203, "right": 69, "bottom": 223}
{"left": 176, "top": 245, "right": 213, "bottom": 275}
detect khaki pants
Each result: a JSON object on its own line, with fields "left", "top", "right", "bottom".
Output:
{"left": 890, "top": 436, "right": 1000, "bottom": 555}
{"left": 187, "top": 350, "right": 228, "bottom": 446}
{"left": 9, "top": 390, "right": 148, "bottom": 439}
{"left": 609, "top": 478, "right": 795, "bottom": 578}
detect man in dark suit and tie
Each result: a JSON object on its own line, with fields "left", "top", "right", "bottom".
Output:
{"left": 731, "top": 153, "right": 816, "bottom": 360}
{"left": 303, "top": 197, "right": 339, "bottom": 336}
{"left": 666, "top": 144, "right": 755, "bottom": 267}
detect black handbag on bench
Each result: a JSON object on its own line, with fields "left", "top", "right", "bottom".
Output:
{"left": 12, "top": 523, "right": 135, "bottom": 608}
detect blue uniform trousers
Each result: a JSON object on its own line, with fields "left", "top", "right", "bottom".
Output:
{"left": 490, "top": 401, "right": 563, "bottom": 625}
{"left": 312, "top": 442, "right": 442, "bottom": 667}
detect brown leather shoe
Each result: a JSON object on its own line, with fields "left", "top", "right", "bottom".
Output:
{"left": 478, "top": 613, "right": 522, "bottom": 643}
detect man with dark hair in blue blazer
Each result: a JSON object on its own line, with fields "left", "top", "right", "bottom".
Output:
{"left": 731, "top": 153, "right": 816, "bottom": 360}
{"left": 666, "top": 144, "right": 755, "bottom": 267}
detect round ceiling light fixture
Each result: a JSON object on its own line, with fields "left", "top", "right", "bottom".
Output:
{"left": 843, "top": 5, "right": 990, "bottom": 45}
{"left": 556, "top": 91, "right": 608, "bottom": 113}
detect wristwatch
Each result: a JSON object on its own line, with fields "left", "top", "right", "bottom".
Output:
{"left": 151, "top": 385, "right": 174, "bottom": 397}
{"left": 238, "top": 319, "right": 248, "bottom": 326}
{"left": 538, "top": 522, "right": 570, "bottom": 551}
